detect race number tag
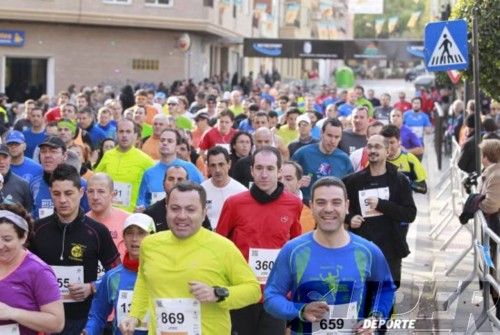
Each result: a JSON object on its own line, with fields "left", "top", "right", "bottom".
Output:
{"left": 51, "top": 265, "right": 84, "bottom": 303}
{"left": 311, "top": 302, "right": 358, "bottom": 334}
{"left": 151, "top": 191, "right": 166, "bottom": 205}
{"left": 97, "top": 261, "right": 105, "bottom": 280}
{"left": 38, "top": 207, "right": 54, "bottom": 219}
{"left": 117, "top": 290, "right": 148, "bottom": 331}
{"left": 248, "top": 248, "right": 280, "bottom": 284}
{"left": 113, "top": 182, "right": 132, "bottom": 207}
{"left": 0, "top": 324, "right": 20, "bottom": 335}
{"left": 155, "top": 298, "right": 201, "bottom": 335}
{"left": 358, "top": 187, "right": 389, "bottom": 218}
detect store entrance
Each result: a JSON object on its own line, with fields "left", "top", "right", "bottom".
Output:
{"left": 5, "top": 57, "right": 47, "bottom": 102}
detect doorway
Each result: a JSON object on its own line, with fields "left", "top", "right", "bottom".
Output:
{"left": 5, "top": 57, "right": 47, "bottom": 102}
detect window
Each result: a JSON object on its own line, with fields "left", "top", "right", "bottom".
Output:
{"left": 132, "top": 59, "right": 160, "bottom": 70}
{"left": 203, "top": 0, "right": 214, "bottom": 7}
{"left": 145, "top": 0, "right": 173, "bottom": 7}
{"left": 103, "top": 0, "right": 131, "bottom": 4}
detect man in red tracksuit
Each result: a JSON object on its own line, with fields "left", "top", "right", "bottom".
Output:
{"left": 217, "top": 146, "right": 302, "bottom": 335}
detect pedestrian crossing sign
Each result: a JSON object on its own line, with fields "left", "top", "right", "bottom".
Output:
{"left": 424, "top": 19, "right": 469, "bottom": 72}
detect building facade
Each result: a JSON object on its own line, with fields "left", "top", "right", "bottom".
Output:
{"left": 0, "top": 0, "right": 253, "bottom": 100}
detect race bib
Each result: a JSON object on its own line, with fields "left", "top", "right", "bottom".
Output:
{"left": 51, "top": 265, "right": 84, "bottom": 303}
{"left": 113, "top": 182, "right": 132, "bottom": 207}
{"left": 248, "top": 248, "right": 280, "bottom": 284}
{"left": 358, "top": 187, "right": 390, "bottom": 218}
{"left": 0, "top": 324, "right": 20, "bottom": 335}
{"left": 38, "top": 207, "right": 54, "bottom": 219}
{"left": 311, "top": 302, "right": 358, "bottom": 334}
{"left": 410, "top": 126, "right": 424, "bottom": 138}
{"left": 155, "top": 298, "right": 201, "bottom": 335}
{"left": 151, "top": 191, "right": 166, "bottom": 205}
{"left": 117, "top": 290, "right": 148, "bottom": 331}
{"left": 97, "top": 261, "right": 105, "bottom": 280}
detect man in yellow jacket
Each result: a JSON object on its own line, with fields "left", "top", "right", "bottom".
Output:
{"left": 120, "top": 182, "right": 261, "bottom": 334}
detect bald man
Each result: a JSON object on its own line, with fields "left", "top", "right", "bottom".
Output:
{"left": 86, "top": 172, "right": 130, "bottom": 257}
{"left": 141, "top": 113, "right": 169, "bottom": 160}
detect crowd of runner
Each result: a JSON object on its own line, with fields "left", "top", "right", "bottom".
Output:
{"left": 0, "top": 76, "right": 497, "bottom": 335}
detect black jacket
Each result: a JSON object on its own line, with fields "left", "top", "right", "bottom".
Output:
{"left": 343, "top": 163, "right": 417, "bottom": 260}
{"left": 231, "top": 156, "right": 252, "bottom": 188}
{"left": 30, "top": 210, "right": 120, "bottom": 319}
{"left": 1, "top": 169, "right": 32, "bottom": 212}
{"left": 144, "top": 197, "right": 212, "bottom": 232}
{"left": 458, "top": 131, "right": 477, "bottom": 174}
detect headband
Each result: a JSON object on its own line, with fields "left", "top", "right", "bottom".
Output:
{"left": 57, "top": 119, "right": 77, "bottom": 135}
{"left": 0, "top": 210, "right": 29, "bottom": 232}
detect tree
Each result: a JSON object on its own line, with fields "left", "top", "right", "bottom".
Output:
{"left": 451, "top": 0, "right": 499, "bottom": 101}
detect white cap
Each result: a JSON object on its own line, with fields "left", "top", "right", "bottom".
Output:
{"left": 166, "top": 96, "right": 179, "bottom": 105}
{"left": 123, "top": 213, "right": 156, "bottom": 233}
{"left": 296, "top": 114, "right": 311, "bottom": 125}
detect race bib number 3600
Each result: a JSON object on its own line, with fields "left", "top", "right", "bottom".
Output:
{"left": 155, "top": 298, "right": 201, "bottom": 335}
{"left": 248, "top": 248, "right": 280, "bottom": 284}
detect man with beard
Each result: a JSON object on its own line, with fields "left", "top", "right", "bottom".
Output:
{"left": 343, "top": 134, "right": 416, "bottom": 289}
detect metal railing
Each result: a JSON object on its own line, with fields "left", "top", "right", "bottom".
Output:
{"left": 432, "top": 137, "right": 500, "bottom": 333}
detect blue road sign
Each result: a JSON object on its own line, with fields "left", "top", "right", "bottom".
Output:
{"left": 424, "top": 20, "right": 468, "bottom": 72}
{"left": 0, "top": 30, "right": 25, "bottom": 47}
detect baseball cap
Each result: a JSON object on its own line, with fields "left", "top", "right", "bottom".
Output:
{"left": 6, "top": 131, "right": 25, "bottom": 144}
{"left": 0, "top": 144, "right": 10, "bottom": 156}
{"left": 194, "top": 110, "right": 210, "bottom": 121}
{"left": 40, "top": 136, "right": 66, "bottom": 151}
{"left": 167, "top": 96, "right": 179, "bottom": 105}
{"left": 123, "top": 213, "right": 156, "bottom": 233}
{"left": 296, "top": 114, "right": 311, "bottom": 125}
{"left": 155, "top": 92, "right": 166, "bottom": 100}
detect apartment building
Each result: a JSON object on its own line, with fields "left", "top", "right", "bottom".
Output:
{"left": 0, "top": 0, "right": 253, "bottom": 101}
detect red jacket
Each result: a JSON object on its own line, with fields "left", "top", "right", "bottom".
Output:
{"left": 216, "top": 190, "right": 302, "bottom": 261}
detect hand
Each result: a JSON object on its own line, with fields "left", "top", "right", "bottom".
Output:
{"left": 119, "top": 316, "right": 138, "bottom": 335}
{"left": 301, "top": 301, "right": 329, "bottom": 323}
{"left": 354, "top": 318, "right": 376, "bottom": 334}
{"left": 299, "top": 175, "right": 312, "bottom": 188}
{"left": 81, "top": 330, "right": 88, "bottom": 335}
{"left": 350, "top": 215, "right": 365, "bottom": 229}
{"left": 0, "top": 301, "right": 15, "bottom": 321}
{"left": 188, "top": 281, "right": 218, "bottom": 303}
{"left": 68, "top": 283, "right": 92, "bottom": 301}
{"left": 365, "top": 197, "right": 379, "bottom": 210}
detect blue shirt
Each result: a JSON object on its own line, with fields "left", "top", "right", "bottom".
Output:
{"left": 86, "top": 123, "right": 108, "bottom": 149}
{"left": 85, "top": 265, "right": 146, "bottom": 335}
{"left": 11, "top": 157, "right": 43, "bottom": 185}
{"left": 238, "top": 119, "right": 255, "bottom": 133}
{"left": 264, "top": 232, "right": 395, "bottom": 335}
{"left": 97, "top": 122, "right": 117, "bottom": 140}
{"left": 137, "top": 159, "right": 204, "bottom": 207}
{"left": 399, "top": 125, "right": 422, "bottom": 150}
{"left": 22, "top": 129, "right": 46, "bottom": 159}
{"left": 337, "top": 103, "right": 356, "bottom": 117}
{"left": 292, "top": 144, "right": 353, "bottom": 202}
{"left": 402, "top": 110, "right": 431, "bottom": 142}
{"left": 30, "top": 172, "right": 90, "bottom": 219}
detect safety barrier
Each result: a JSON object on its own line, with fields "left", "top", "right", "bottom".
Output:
{"left": 431, "top": 137, "right": 500, "bottom": 333}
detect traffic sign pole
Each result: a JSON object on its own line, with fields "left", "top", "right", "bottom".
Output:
{"left": 472, "top": 9, "right": 482, "bottom": 175}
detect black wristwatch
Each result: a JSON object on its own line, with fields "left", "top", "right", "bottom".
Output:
{"left": 213, "top": 286, "right": 229, "bottom": 302}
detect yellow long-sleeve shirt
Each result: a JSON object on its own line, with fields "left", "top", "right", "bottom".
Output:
{"left": 129, "top": 228, "right": 261, "bottom": 334}
{"left": 95, "top": 147, "right": 154, "bottom": 212}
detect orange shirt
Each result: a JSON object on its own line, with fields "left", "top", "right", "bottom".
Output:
{"left": 141, "top": 135, "right": 160, "bottom": 160}
{"left": 299, "top": 205, "right": 315, "bottom": 233}
{"left": 86, "top": 207, "right": 130, "bottom": 257}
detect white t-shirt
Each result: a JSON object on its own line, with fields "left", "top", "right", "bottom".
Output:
{"left": 349, "top": 147, "right": 364, "bottom": 172}
{"left": 201, "top": 178, "right": 247, "bottom": 229}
